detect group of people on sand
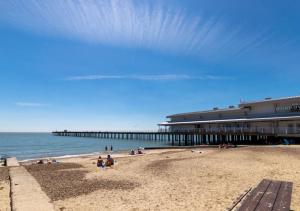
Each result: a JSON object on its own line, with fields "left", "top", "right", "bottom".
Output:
{"left": 36, "top": 159, "right": 59, "bottom": 165}
{"left": 219, "top": 143, "right": 229, "bottom": 149}
{"left": 97, "top": 154, "right": 114, "bottom": 168}
{"left": 129, "top": 148, "right": 144, "bottom": 155}
{"left": 218, "top": 142, "right": 237, "bottom": 149}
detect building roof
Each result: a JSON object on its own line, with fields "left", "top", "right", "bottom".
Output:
{"left": 167, "top": 95, "right": 300, "bottom": 118}
{"left": 159, "top": 115, "right": 300, "bottom": 126}
{"left": 239, "top": 95, "right": 300, "bottom": 107}
{"left": 166, "top": 107, "right": 241, "bottom": 118}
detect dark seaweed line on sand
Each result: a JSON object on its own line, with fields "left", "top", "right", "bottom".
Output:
{"left": 145, "top": 157, "right": 191, "bottom": 176}
{"left": 0, "top": 167, "right": 9, "bottom": 182}
{"left": 25, "top": 163, "right": 139, "bottom": 201}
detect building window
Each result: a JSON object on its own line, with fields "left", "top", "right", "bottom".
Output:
{"left": 296, "top": 124, "right": 300, "bottom": 132}
{"left": 288, "top": 124, "right": 294, "bottom": 133}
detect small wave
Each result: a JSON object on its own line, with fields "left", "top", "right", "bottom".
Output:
{"left": 20, "top": 151, "right": 102, "bottom": 162}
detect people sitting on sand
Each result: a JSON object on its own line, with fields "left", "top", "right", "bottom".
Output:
{"left": 97, "top": 156, "right": 104, "bottom": 167}
{"left": 37, "top": 159, "right": 44, "bottom": 164}
{"left": 137, "top": 149, "right": 143, "bottom": 154}
{"left": 105, "top": 154, "right": 114, "bottom": 167}
{"left": 129, "top": 149, "right": 135, "bottom": 155}
{"left": 51, "top": 159, "right": 59, "bottom": 164}
{"left": 219, "top": 143, "right": 229, "bottom": 149}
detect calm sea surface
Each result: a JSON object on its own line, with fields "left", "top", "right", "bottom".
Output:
{"left": 0, "top": 133, "right": 169, "bottom": 160}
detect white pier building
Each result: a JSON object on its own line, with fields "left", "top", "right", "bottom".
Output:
{"left": 159, "top": 96, "right": 300, "bottom": 139}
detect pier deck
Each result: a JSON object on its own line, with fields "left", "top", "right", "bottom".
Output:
{"left": 52, "top": 130, "right": 280, "bottom": 146}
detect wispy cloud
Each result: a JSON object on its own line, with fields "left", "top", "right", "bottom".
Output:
{"left": 0, "top": 0, "right": 227, "bottom": 55}
{"left": 0, "top": 0, "right": 282, "bottom": 59}
{"left": 15, "top": 102, "right": 49, "bottom": 107}
{"left": 66, "top": 74, "right": 232, "bottom": 81}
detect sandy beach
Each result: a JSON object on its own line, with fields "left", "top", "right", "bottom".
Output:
{"left": 8, "top": 146, "right": 296, "bottom": 210}
{"left": 0, "top": 167, "right": 10, "bottom": 211}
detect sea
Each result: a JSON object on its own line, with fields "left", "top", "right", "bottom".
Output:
{"left": 0, "top": 133, "right": 169, "bottom": 160}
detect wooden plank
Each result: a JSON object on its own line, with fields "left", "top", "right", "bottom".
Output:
{"left": 255, "top": 180, "right": 282, "bottom": 211}
{"left": 237, "top": 179, "right": 271, "bottom": 211}
{"left": 272, "top": 181, "right": 293, "bottom": 211}
{"left": 227, "top": 188, "right": 252, "bottom": 211}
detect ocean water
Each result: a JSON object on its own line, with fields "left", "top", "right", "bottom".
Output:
{"left": 0, "top": 133, "right": 169, "bottom": 160}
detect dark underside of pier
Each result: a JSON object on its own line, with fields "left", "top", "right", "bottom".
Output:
{"left": 52, "top": 131, "right": 300, "bottom": 146}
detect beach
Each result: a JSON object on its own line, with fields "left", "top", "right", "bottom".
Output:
{"left": 0, "top": 167, "right": 10, "bottom": 211}
{"left": 2, "top": 146, "right": 294, "bottom": 210}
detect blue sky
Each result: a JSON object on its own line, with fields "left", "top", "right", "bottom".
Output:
{"left": 0, "top": 0, "right": 300, "bottom": 132}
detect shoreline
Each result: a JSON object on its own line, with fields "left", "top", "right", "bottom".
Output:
{"left": 18, "top": 147, "right": 152, "bottom": 163}
{"left": 18, "top": 145, "right": 223, "bottom": 163}
{"left": 19, "top": 148, "right": 188, "bottom": 164}
{"left": 16, "top": 144, "right": 300, "bottom": 164}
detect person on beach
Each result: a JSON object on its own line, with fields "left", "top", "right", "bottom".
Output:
{"left": 97, "top": 156, "right": 104, "bottom": 167}
{"left": 137, "top": 149, "right": 143, "bottom": 154}
{"left": 105, "top": 154, "right": 114, "bottom": 167}
{"left": 110, "top": 145, "right": 113, "bottom": 151}
{"left": 129, "top": 149, "right": 135, "bottom": 155}
{"left": 105, "top": 146, "right": 108, "bottom": 151}
{"left": 37, "top": 159, "right": 44, "bottom": 164}
{"left": 52, "top": 159, "right": 59, "bottom": 164}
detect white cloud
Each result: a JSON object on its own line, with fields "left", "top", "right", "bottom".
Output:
{"left": 0, "top": 0, "right": 227, "bottom": 55}
{"left": 66, "top": 74, "right": 231, "bottom": 81}
{"left": 15, "top": 102, "right": 49, "bottom": 107}
{"left": 0, "top": 0, "right": 277, "bottom": 59}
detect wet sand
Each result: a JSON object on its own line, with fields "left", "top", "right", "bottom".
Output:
{"left": 20, "top": 146, "right": 300, "bottom": 210}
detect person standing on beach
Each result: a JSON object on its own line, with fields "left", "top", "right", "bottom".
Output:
{"left": 110, "top": 145, "right": 113, "bottom": 151}
{"left": 105, "top": 146, "right": 108, "bottom": 151}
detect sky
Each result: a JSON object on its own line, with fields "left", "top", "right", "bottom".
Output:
{"left": 0, "top": 0, "right": 300, "bottom": 132}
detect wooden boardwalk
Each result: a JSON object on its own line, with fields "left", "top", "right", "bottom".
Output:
{"left": 237, "top": 179, "right": 293, "bottom": 211}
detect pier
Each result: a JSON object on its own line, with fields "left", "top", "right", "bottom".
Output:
{"left": 52, "top": 130, "right": 282, "bottom": 146}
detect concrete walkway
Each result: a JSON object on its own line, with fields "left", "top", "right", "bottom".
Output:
{"left": 9, "top": 166, "right": 55, "bottom": 211}
{"left": 6, "top": 157, "right": 20, "bottom": 167}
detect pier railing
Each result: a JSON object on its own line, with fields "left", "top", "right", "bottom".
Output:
{"left": 53, "top": 126, "right": 299, "bottom": 136}
{"left": 52, "top": 126, "right": 299, "bottom": 146}
{"left": 160, "top": 126, "right": 300, "bottom": 135}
